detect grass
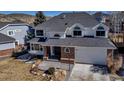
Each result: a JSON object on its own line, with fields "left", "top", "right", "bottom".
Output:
{"left": 0, "top": 58, "right": 66, "bottom": 81}
{"left": 0, "top": 58, "right": 44, "bottom": 81}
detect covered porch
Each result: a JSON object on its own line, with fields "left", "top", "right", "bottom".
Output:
{"left": 28, "top": 37, "right": 46, "bottom": 55}
{"left": 43, "top": 45, "right": 75, "bottom": 64}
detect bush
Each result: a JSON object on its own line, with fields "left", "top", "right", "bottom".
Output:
{"left": 11, "top": 50, "right": 28, "bottom": 58}
{"left": 44, "top": 67, "right": 55, "bottom": 75}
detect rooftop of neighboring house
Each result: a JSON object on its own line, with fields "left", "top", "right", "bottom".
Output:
{"left": 35, "top": 12, "right": 99, "bottom": 32}
{"left": 0, "top": 21, "right": 30, "bottom": 30}
{"left": 29, "top": 37, "right": 116, "bottom": 48}
{"left": 0, "top": 33, "right": 15, "bottom": 44}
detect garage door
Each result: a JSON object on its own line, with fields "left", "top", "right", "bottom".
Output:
{"left": 75, "top": 47, "right": 107, "bottom": 65}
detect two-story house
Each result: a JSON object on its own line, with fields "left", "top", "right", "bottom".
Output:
{"left": 0, "top": 21, "right": 34, "bottom": 57}
{"left": 28, "top": 12, "right": 116, "bottom": 65}
{"left": 0, "top": 22, "right": 34, "bottom": 46}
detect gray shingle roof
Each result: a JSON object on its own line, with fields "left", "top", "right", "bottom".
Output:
{"left": 0, "top": 21, "right": 27, "bottom": 30}
{"left": 0, "top": 33, "right": 15, "bottom": 44}
{"left": 35, "top": 12, "right": 99, "bottom": 32}
{"left": 28, "top": 37, "right": 46, "bottom": 44}
{"left": 44, "top": 37, "right": 116, "bottom": 48}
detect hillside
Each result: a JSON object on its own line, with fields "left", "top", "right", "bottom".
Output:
{"left": 0, "top": 13, "right": 52, "bottom": 24}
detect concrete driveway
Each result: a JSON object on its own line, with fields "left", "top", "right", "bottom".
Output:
{"left": 38, "top": 61, "right": 74, "bottom": 80}
{"left": 38, "top": 61, "right": 74, "bottom": 71}
{"left": 69, "top": 64, "right": 110, "bottom": 81}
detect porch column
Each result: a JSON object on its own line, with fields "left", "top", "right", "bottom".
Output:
{"left": 50, "top": 46, "right": 54, "bottom": 56}
{"left": 43, "top": 46, "right": 48, "bottom": 60}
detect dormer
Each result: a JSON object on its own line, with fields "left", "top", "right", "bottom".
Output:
{"left": 73, "top": 26, "right": 82, "bottom": 37}
{"left": 65, "top": 23, "right": 94, "bottom": 38}
{"left": 93, "top": 23, "right": 109, "bottom": 38}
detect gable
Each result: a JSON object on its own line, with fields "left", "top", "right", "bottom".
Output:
{"left": 35, "top": 12, "right": 99, "bottom": 32}
{"left": 92, "top": 23, "right": 109, "bottom": 31}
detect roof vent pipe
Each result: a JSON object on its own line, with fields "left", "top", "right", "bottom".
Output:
{"left": 61, "top": 14, "right": 66, "bottom": 19}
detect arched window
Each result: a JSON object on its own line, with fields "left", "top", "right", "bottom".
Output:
{"left": 64, "top": 47, "right": 70, "bottom": 53}
{"left": 96, "top": 26, "right": 105, "bottom": 36}
{"left": 73, "top": 26, "right": 82, "bottom": 36}
{"left": 54, "top": 34, "right": 60, "bottom": 38}
{"left": 74, "top": 26, "right": 81, "bottom": 30}
{"left": 97, "top": 26, "right": 104, "bottom": 30}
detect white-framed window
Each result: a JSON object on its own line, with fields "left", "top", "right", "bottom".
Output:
{"left": 54, "top": 34, "right": 60, "bottom": 38}
{"left": 96, "top": 26, "right": 105, "bottom": 36}
{"left": 64, "top": 47, "right": 70, "bottom": 53}
{"left": 36, "top": 30, "right": 44, "bottom": 36}
{"left": 73, "top": 26, "right": 82, "bottom": 36}
{"left": 7, "top": 30, "right": 15, "bottom": 36}
{"left": 31, "top": 44, "right": 43, "bottom": 51}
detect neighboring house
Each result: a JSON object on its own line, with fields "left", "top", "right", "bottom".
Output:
{"left": 0, "top": 21, "right": 34, "bottom": 48}
{"left": 0, "top": 33, "right": 15, "bottom": 57}
{"left": 28, "top": 12, "right": 116, "bottom": 65}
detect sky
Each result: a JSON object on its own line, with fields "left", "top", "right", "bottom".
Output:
{"left": 0, "top": 11, "right": 111, "bottom": 16}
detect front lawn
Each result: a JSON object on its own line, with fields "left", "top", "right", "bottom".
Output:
{"left": 0, "top": 58, "right": 66, "bottom": 81}
{"left": 0, "top": 58, "right": 44, "bottom": 80}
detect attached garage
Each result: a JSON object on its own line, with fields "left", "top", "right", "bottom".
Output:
{"left": 75, "top": 47, "right": 107, "bottom": 65}
{"left": 43, "top": 37, "right": 116, "bottom": 65}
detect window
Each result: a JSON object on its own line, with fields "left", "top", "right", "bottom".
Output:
{"left": 8, "top": 30, "right": 14, "bottom": 36}
{"left": 31, "top": 44, "right": 43, "bottom": 51}
{"left": 73, "top": 26, "right": 82, "bottom": 36}
{"left": 66, "top": 35, "right": 72, "bottom": 37}
{"left": 97, "top": 26, "right": 104, "bottom": 30}
{"left": 64, "top": 47, "right": 70, "bottom": 53}
{"left": 74, "top": 26, "right": 80, "bottom": 30}
{"left": 73, "top": 31, "right": 82, "bottom": 36}
{"left": 54, "top": 34, "right": 60, "bottom": 38}
{"left": 36, "top": 30, "right": 44, "bottom": 36}
{"left": 96, "top": 31, "right": 105, "bottom": 36}
{"left": 96, "top": 26, "right": 105, "bottom": 36}
{"left": 15, "top": 40, "right": 19, "bottom": 46}
{"left": 34, "top": 44, "right": 39, "bottom": 50}
{"left": 40, "top": 45, "right": 43, "bottom": 51}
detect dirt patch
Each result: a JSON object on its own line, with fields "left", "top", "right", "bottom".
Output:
{"left": 0, "top": 58, "right": 66, "bottom": 81}
{"left": 0, "top": 58, "right": 45, "bottom": 81}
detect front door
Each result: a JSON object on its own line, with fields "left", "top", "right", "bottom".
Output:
{"left": 53, "top": 47, "right": 61, "bottom": 60}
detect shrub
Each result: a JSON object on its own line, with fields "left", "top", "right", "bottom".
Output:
{"left": 11, "top": 50, "right": 28, "bottom": 58}
{"left": 44, "top": 67, "right": 55, "bottom": 75}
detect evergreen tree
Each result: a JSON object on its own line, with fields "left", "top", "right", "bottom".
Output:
{"left": 33, "top": 11, "right": 46, "bottom": 26}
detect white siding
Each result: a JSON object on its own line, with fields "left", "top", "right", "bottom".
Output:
{"left": 0, "top": 43, "right": 15, "bottom": 50}
{"left": 75, "top": 47, "right": 107, "bottom": 65}
{"left": 46, "top": 32, "right": 65, "bottom": 38}
{"left": 0, "top": 25, "right": 29, "bottom": 45}
{"left": 29, "top": 50, "right": 44, "bottom": 55}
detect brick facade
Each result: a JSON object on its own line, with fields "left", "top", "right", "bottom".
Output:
{"left": 60, "top": 47, "right": 75, "bottom": 64}
{"left": 43, "top": 46, "right": 75, "bottom": 64}
{"left": 43, "top": 46, "right": 50, "bottom": 60}
{"left": 0, "top": 48, "right": 14, "bottom": 57}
